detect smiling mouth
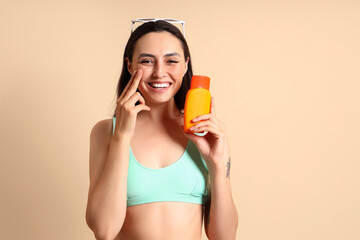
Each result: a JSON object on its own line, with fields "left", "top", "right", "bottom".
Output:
{"left": 148, "top": 82, "right": 172, "bottom": 89}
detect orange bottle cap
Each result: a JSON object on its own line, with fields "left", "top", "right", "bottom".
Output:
{"left": 190, "top": 75, "right": 210, "bottom": 90}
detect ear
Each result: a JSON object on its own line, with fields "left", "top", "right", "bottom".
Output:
{"left": 125, "top": 57, "right": 132, "bottom": 74}
{"left": 184, "top": 57, "right": 190, "bottom": 75}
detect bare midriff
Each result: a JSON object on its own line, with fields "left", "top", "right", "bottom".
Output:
{"left": 115, "top": 201, "right": 204, "bottom": 240}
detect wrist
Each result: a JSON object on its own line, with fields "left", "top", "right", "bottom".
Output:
{"left": 208, "top": 160, "right": 226, "bottom": 177}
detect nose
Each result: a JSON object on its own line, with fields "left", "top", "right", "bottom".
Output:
{"left": 152, "top": 62, "right": 166, "bottom": 79}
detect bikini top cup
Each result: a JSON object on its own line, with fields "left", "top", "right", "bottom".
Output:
{"left": 112, "top": 117, "right": 209, "bottom": 206}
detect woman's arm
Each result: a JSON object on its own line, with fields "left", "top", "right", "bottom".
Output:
{"left": 86, "top": 70, "right": 149, "bottom": 240}
{"left": 85, "top": 120, "right": 131, "bottom": 240}
{"left": 204, "top": 136, "right": 238, "bottom": 240}
{"left": 183, "top": 97, "right": 238, "bottom": 239}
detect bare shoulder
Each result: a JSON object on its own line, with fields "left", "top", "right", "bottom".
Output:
{"left": 90, "top": 118, "right": 114, "bottom": 141}
{"left": 89, "top": 118, "right": 114, "bottom": 165}
{"left": 87, "top": 118, "right": 114, "bottom": 196}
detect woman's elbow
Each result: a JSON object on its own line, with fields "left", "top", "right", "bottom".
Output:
{"left": 88, "top": 223, "right": 120, "bottom": 240}
{"left": 86, "top": 210, "right": 122, "bottom": 240}
{"left": 93, "top": 231, "right": 117, "bottom": 240}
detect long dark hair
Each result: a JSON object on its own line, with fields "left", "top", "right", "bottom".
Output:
{"left": 113, "top": 20, "right": 193, "bottom": 117}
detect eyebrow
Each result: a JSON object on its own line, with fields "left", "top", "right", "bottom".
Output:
{"left": 137, "top": 52, "right": 181, "bottom": 59}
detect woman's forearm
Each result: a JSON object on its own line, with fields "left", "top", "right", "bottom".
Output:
{"left": 207, "top": 164, "right": 239, "bottom": 240}
{"left": 86, "top": 135, "right": 131, "bottom": 240}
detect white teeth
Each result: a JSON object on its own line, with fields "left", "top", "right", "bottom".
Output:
{"left": 149, "top": 83, "right": 170, "bottom": 88}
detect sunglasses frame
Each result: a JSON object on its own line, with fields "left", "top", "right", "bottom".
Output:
{"left": 131, "top": 18, "right": 186, "bottom": 37}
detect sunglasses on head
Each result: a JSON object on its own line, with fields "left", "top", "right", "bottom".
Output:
{"left": 131, "top": 18, "right": 186, "bottom": 37}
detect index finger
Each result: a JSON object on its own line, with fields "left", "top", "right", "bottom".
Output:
{"left": 119, "top": 69, "right": 143, "bottom": 101}
{"left": 210, "top": 96, "right": 215, "bottom": 115}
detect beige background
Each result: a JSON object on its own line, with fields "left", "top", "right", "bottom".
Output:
{"left": 1, "top": 0, "right": 359, "bottom": 239}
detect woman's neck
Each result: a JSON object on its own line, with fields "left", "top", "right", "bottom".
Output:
{"left": 138, "top": 98, "right": 181, "bottom": 124}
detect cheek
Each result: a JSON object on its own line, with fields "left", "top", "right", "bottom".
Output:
{"left": 171, "top": 69, "right": 186, "bottom": 82}
{"left": 137, "top": 81, "right": 148, "bottom": 96}
{"left": 135, "top": 66, "right": 152, "bottom": 79}
{"left": 132, "top": 65, "right": 148, "bottom": 72}
{"left": 170, "top": 64, "right": 186, "bottom": 75}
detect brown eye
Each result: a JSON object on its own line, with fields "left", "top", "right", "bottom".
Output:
{"left": 140, "top": 59, "right": 153, "bottom": 64}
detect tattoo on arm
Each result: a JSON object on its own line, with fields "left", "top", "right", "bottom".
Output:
{"left": 226, "top": 157, "right": 231, "bottom": 178}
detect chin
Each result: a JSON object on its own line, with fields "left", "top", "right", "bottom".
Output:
{"left": 140, "top": 87, "right": 180, "bottom": 105}
{"left": 147, "top": 96, "right": 175, "bottom": 105}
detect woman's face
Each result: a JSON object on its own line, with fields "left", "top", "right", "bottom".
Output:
{"left": 127, "top": 31, "right": 189, "bottom": 105}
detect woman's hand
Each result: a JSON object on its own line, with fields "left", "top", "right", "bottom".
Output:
{"left": 114, "top": 69, "right": 151, "bottom": 138}
{"left": 181, "top": 97, "right": 228, "bottom": 170}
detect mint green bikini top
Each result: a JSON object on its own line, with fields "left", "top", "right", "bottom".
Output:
{"left": 112, "top": 117, "right": 208, "bottom": 207}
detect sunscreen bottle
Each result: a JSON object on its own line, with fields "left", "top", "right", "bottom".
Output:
{"left": 183, "top": 75, "right": 211, "bottom": 133}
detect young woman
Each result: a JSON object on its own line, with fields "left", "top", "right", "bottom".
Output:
{"left": 86, "top": 20, "right": 238, "bottom": 240}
